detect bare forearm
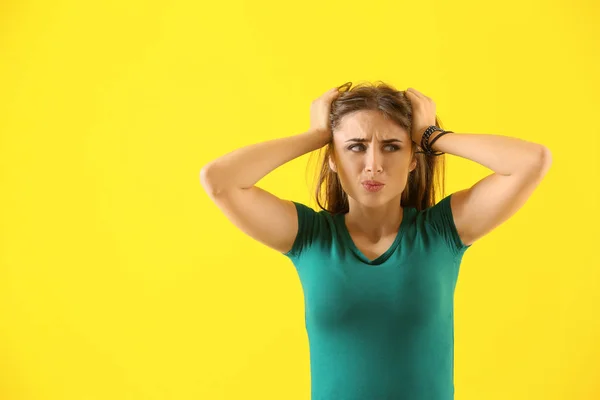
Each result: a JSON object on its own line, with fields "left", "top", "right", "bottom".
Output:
{"left": 200, "top": 129, "right": 329, "bottom": 193}
{"left": 430, "top": 132, "right": 550, "bottom": 176}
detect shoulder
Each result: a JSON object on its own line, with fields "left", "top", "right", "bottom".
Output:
{"left": 415, "top": 194, "right": 472, "bottom": 256}
{"left": 283, "top": 201, "right": 335, "bottom": 259}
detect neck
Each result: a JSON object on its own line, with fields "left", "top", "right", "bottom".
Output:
{"left": 344, "top": 198, "right": 404, "bottom": 241}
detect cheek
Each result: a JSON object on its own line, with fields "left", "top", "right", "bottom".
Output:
{"left": 334, "top": 156, "right": 358, "bottom": 174}
{"left": 334, "top": 168, "right": 358, "bottom": 195}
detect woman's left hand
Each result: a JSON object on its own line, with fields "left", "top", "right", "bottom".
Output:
{"left": 404, "top": 87, "right": 437, "bottom": 144}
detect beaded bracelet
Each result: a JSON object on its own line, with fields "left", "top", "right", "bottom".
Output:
{"left": 415, "top": 126, "right": 454, "bottom": 156}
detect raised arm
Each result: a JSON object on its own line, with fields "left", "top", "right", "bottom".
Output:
{"left": 200, "top": 87, "right": 341, "bottom": 253}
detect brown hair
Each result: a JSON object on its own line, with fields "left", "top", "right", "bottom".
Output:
{"left": 306, "top": 80, "right": 447, "bottom": 215}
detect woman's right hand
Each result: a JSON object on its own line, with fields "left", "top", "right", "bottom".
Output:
{"left": 309, "top": 85, "right": 344, "bottom": 143}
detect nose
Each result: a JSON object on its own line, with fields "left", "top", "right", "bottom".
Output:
{"left": 365, "top": 146, "right": 383, "bottom": 173}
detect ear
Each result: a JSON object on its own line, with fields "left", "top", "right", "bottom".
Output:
{"left": 328, "top": 155, "right": 337, "bottom": 173}
{"left": 409, "top": 157, "right": 417, "bottom": 172}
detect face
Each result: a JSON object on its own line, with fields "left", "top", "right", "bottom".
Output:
{"left": 329, "top": 109, "right": 416, "bottom": 206}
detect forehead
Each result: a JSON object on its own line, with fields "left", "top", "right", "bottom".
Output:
{"left": 336, "top": 109, "right": 408, "bottom": 139}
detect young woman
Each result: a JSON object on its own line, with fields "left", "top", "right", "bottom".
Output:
{"left": 200, "top": 81, "right": 552, "bottom": 400}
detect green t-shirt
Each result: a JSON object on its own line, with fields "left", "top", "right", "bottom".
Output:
{"left": 282, "top": 194, "right": 472, "bottom": 400}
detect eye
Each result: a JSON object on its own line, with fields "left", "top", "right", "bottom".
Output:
{"left": 347, "top": 144, "right": 400, "bottom": 152}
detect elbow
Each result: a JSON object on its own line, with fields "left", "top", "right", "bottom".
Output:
{"left": 538, "top": 145, "right": 552, "bottom": 174}
{"left": 199, "top": 164, "right": 220, "bottom": 195}
{"left": 525, "top": 145, "right": 552, "bottom": 178}
{"left": 516, "top": 145, "right": 552, "bottom": 178}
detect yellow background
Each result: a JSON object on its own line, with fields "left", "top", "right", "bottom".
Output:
{"left": 1, "top": 0, "right": 598, "bottom": 399}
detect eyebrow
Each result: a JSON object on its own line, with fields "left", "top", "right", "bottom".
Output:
{"left": 345, "top": 138, "right": 403, "bottom": 144}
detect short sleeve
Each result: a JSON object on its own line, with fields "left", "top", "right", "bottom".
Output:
{"left": 424, "top": 193, "right": 472, "bottom": 256}
{"left": 282, "top": 201, "right": 321, "bottom": 260}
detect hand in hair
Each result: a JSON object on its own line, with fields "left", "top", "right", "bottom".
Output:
{"left": 309, "top": 85, "right": 345, "bottom": 143}
{"left": 404, "top": 87, "right": 438, "bottom": 144}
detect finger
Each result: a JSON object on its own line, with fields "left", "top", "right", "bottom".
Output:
{"left": 327, "top": 87, "right": 342, "bottom": 98}
{"left": 407, "top": 87, "right": 426, "bottom": 100}
{"left": 405, "top": 88, "right": 417, "bottom": 99}
{"left": 317, "top": 88, "right": 339, "bottom": 101}
{"left": 415, "top": 89, "right": 433, "bottom": 101}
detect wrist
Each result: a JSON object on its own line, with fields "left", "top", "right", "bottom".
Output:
{"left": 428, "top": 130, "right": 444, "bottom": 150}
{"left": 308, "top": 128, "right": 332, "bottom": 146}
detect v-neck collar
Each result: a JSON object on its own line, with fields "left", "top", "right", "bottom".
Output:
{"left": 335, "top": 207, "right": 415, "bottom": 265}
